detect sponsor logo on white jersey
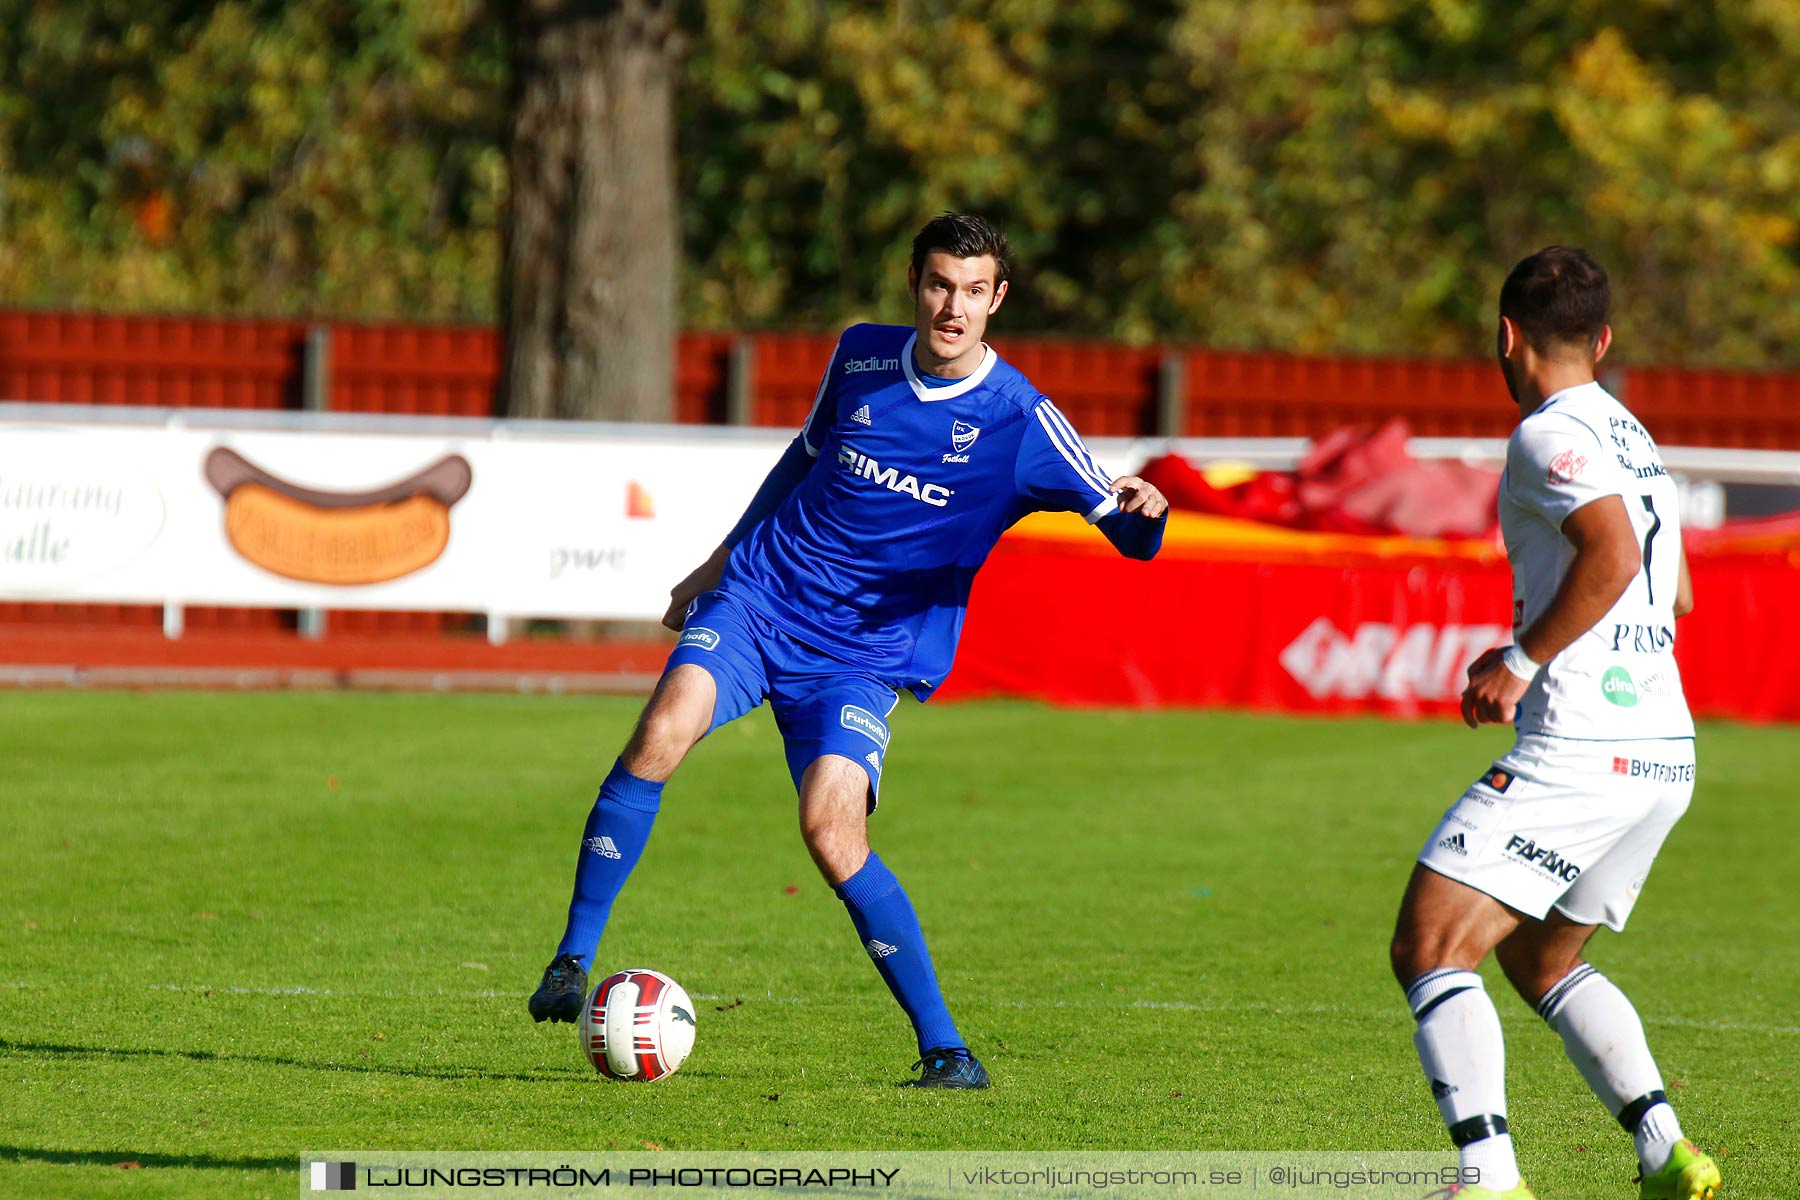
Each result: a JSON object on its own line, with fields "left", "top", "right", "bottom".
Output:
{"left": 1610, "top": 756, "right": 1696, "bottom": 783}
{"left": 1601, "top": 666, "right": 1639, "bottom": 706}
{"left": 1607, "top": 414, "right": 1670, "bottom": 479}
{"left": 1436, "top": 832, "right": 1468, "bottom": 856}
{"left": 1279, "top": 618, "right": 1508, "bottom": 701}
{"left": 1607, "top": 623, "right": 1675, "bottom": 654}
{"left": 843, "top": 356, "right": 900, "bottom": 374}
{"left": 1505, "top": 835, "right": 1582, "bottom": 882}
{"left": 839, "top": 704, "right": 891, "bottom": 749}
{"left": 851, "top": 405, "right": 873, "bottom": 426}
{"left": 837, "top": 448, "right": 953, "bottom": 507}
{"left": 678, "top": 626, "right": 721, "bottom": 651}
{"left": 1547, "top": 449, "right": 1587, "bottom": 483}
{"left": 865, "top": 939, "right": 899, "bottom": 959}
{"left": 585, "top": 835, "right": 622, "bottom": 860}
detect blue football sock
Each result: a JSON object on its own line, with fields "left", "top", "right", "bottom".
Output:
{"left": 554, "top": 759, "right": 663, "bottom": 970}
{"left": 834, "top": 852, "right": 964, "bottom": 1056}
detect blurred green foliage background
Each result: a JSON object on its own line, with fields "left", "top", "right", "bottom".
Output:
{"left": 3, "top": 0, "right": 1798, "bottom": 363}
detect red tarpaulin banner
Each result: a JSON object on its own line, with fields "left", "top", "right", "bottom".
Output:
{"left": 938, "top": 513, "right": 1800, "bottom": 723}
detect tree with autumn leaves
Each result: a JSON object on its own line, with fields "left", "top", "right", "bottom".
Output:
{"left": 1, "top": 1, "right": 1797, "bottom": 420}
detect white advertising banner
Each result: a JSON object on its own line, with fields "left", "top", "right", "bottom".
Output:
{"left": 0, "top": 408, "right": 791, "bottom": 622}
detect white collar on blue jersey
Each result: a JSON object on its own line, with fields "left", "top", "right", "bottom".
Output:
{"left": 901, "top": 332, "right": 998, "bottom": 401}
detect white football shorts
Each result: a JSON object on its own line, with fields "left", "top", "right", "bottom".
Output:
{"left": 1416, "top": 734, "right": 1696, "bottom": 932}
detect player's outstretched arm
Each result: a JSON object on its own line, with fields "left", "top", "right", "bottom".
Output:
{"left": 1460, "top": 495, "right": 1641, "bottom": 727}
{"left": 1017, "top": 401, "right": 1168, "bottom": 560}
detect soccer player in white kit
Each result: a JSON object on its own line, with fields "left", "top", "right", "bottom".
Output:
{"left": 1389, "top": 248, "right": 1720, "bottom": 1200}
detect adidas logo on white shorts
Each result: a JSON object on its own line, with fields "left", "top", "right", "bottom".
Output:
{"left": 865, "top": 939, "right": 898, "bottom": 959}
{"left": 585, "top": 835, "right": 622, "bottom": 860}
{"left": 1436, "top": 832, "right": 1467, "bottom": 856}
{"left": 851, "top": 405, "right": 873, "bottom": 426}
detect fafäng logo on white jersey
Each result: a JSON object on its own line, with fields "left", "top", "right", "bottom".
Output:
{"left": 1279, "top": 617, "right": 1508, "bottom": 701}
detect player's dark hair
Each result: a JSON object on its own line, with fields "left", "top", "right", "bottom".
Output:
{"left": 910, "top": 213, "right": 1011, "bottom": 287}
{"left": 1499, "top": 246, "right": 1610, "bottom": 356}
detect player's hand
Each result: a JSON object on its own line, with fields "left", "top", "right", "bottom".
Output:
{"left": 1459, "top": 649, "right": 1531, "bottom": 730}
{"left": 1110, "top": 476, "right": 1168, "bottom": 519}
{"left": 1465, "top": 647, "right": 1506, "bottom": 681}
{"left": 663, "top": 544, "right": 731, "bottom": 631}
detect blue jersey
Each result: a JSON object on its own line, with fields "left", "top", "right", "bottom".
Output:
{"left": 721, "top": 323, "right": 1161, "bottom": 699}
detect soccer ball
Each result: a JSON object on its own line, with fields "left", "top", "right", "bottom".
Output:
{"left": 579, "top": 968, "right": 696, "bottom": 1081}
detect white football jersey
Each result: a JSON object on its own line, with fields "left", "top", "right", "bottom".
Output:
{"left": 1500, "top": 381, "right": 1693, "bottom": 741}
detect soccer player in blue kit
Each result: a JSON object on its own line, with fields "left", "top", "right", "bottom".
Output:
{"left": 529, "top": 213, "right": 1169, "bottom": 1087}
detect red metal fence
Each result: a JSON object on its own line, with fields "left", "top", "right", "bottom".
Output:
{"left": 5, "top": 308, "right": 1799, "bottom": 637}
{"left": 8, "top": 308, "right": 1800, "bottom": 445}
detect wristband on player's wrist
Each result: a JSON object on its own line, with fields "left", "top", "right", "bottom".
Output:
{"left": 1501, "top": 643, "right": 1542, "bottom": 682}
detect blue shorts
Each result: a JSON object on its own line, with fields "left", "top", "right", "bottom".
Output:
{"left": 666, "top": 589, "right": 899, "bottom": 809}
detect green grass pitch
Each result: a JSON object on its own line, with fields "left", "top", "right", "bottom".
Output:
{"left": 2, "top": 691, "right": 1795, "bottom": 1198}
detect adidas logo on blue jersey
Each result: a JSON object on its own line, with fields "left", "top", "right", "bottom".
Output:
{"left": 852, "top": 405, "right": 872, "bottom": 426}
{"left": 585, "top": 835, "right": 622, "bottom": 860}
{"left": 865, "top": 939, "right": 898, "bottom": 959}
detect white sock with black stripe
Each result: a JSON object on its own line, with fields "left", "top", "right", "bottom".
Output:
{"left": 1538, "top": 964, "right": 1683, "bottom": 1173}
{"left": 1406, "top": 969, "right": 1521, "bottom": 1191}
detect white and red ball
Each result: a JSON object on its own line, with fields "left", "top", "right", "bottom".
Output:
{"left": 579, "top": 968, "right": 696, "bottom": 1081}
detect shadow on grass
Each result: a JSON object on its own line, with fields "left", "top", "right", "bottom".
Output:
{"left": 0, "top": 1036, "right": 580, "bottom": 1086}
{"left": 0, "top": 1145, "right": 295, "bottom": 1171}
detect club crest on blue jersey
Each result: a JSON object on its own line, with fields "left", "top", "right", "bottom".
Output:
{"left": 839, "top": 704, "right": 891, "bottom": 749}
{"left": 951, "top": 421, "right": 981, "bottom": 453}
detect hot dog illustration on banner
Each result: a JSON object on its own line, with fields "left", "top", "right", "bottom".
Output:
{"left": 204, "top": 447, "right": 472, "bottom": 585}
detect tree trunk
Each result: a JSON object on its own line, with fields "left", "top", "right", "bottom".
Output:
{"left": 503, "top": 0, "right": 679, "bottom": 421}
